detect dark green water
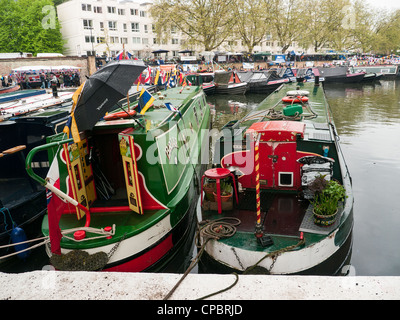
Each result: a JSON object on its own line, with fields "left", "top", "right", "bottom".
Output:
{"left": 207, "top": 80, "right": 400, "bottom": 276}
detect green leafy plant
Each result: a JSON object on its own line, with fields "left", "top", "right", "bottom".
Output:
{"left": 311, "top": 176, "right": 346, "bottom": 216}
{"left": 220, "top": 181, "right": 233, "bottom": 196}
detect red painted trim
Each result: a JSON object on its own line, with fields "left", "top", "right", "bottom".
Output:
{"left": 103, "top": 234, "right": 173, "bottom": 272}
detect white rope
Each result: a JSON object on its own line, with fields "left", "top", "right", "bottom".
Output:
{"left": 0, "top": 225, "right": 116, "bottom": 260}
{"left": 0, "top": 238, "right": 50, "bottom": 260}
{"left": 61, "top": 224, "right": 116, "bottom": 242}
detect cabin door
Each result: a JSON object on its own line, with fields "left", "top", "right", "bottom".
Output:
{"left": 118, "top": 130, "right": 143, "bottom": 215}
{"left": 63, "top": 138, "right": 96, "bottom": 220}
{"left": 258, "top": 141, "right": 299, "bottom": 189}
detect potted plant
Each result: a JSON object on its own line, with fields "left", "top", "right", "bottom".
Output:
{"left": 309, "top": 175, "right": 346, "bottom": 227}
{"left": 213, "top": 181, "right": 233, "bottom": 202}
{"left": 203, "top": 181, "right": 216, "bottom": 201}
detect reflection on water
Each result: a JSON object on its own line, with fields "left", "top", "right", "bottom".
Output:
{"left": 207, "top": 81, "right": 400, "bottom": 276}
{"left": 326, "top": 80, "right": 400, "bottom": 276}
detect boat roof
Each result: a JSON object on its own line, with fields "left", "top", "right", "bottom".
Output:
{"left": 239, "top": 82, "right": 334, "bottom": 143}
{"left": 94, "top": 85, "right": 202, "bottom": 133}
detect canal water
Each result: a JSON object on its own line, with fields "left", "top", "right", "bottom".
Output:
{"left": 1, "top": 80, "right": 399, "bottom": 276}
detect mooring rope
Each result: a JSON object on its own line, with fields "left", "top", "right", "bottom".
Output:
{"left": 163, "top": 217, "right": 241, "bottom": 300}
{"left": 163, "top": 216, "right": 306, "bottom": 300}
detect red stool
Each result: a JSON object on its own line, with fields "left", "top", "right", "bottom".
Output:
{"left": 201, "top": 168, "right": 239, "bottom": 214}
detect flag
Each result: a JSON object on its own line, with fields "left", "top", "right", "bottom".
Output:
{"left": 116, "top": 51, "right": 133, "bottom": 60}
{"left": 138, "top": 88, "right": 155, "bottom": 115}
{"left": 165, "top": 102, "right": 182, "bottom": 117}
{"left": 144, "top": 66, "right": 151, "bottom": 84}
{"left": 168, "top": 74, "right": 177, "bottom": 88}
{"left": 178, "top": 72, "right": 183, "bottom": 85}
{"left": 154, "top": 69, "right": 160, "bottom": 86}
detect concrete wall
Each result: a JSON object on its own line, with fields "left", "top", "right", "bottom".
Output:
{"left": 0, "top": 56, "right": 96, "bottom": 80}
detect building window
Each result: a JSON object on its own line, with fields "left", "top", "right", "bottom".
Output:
{"left": 96, "top": 37, "right": 105, "bottom": 44}
{"left": 107, "top": 6, "right": 116, "bottom": 14}
{"left": 82, "top": 4, "right": 91, "bottom": 11}
{"left": 121, "top": 37, "right": 128, "bottom": 44}
{"left": 140, "top": 10, "right": 147, "bottom": 17}
{"left": 123, "top": 23, "right": 127, "bottom": 32}
{"left": 108, "top": 21, "right": 117, "bottom": 31}
{"left": 118, "top": 8, "right": 125, "bottom": 15}
{"left": 110, "top": 36, "right": 119, "bottom": 43}
{"left": 85, "top": 36, "right": 95, "bottom": 43}
{"left": 130, "top": 9, "right": 138, "bottom": 15}
{"left": 100, "top": 22, "right": 104, "bottom": 31}
{"left": 83, "top": 19, "right": 93, "bottom": 29}
{"left": 142, "top": 38, "right": 148, "bottom": 44}
{"left": 131, "top": 23, "right": 139, "bottom": 32}
{"left": 153, "top": 38, "right": 158, "bottom": 44}
{"left": 94, "top": 6, "right": 102, "bottom": 13}
{"left": 132, "top": 37, "right": 141, "bottom": 44}
{"left": 172, "top": 38, "right": 179, "bottom": 44}
{"left": 144, "top": 25, "right": 148, "bottom": 33}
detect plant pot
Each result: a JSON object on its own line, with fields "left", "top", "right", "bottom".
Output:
{"left": 203, "top": 183, "right": 216, "bottom": 201}
{"left": 313, "top": 208, "right": 338, "bottom": 227}
{"left": 213, "top": 192, "right": 232, "bottom": 203}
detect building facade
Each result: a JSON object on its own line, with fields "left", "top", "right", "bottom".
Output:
{"left": 57, "top": 0, "right": 309, "bottom": 59}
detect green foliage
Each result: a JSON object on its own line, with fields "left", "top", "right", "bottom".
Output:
{"left": 311, "top": 176, "right": 346, "bottom": 216}
{"left": 0, "top": 0, "right": 64, "bottom": 55}
{"left": 220, "top": 181, "right": 232, "bottom": 196}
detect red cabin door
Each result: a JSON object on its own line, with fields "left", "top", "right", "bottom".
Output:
{"left": 257, "top": 141, "right": 299, "bottom": 190}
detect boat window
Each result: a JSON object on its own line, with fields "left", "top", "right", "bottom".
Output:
{"left": 279, "top": 172, "right": 293, "bottom": 187}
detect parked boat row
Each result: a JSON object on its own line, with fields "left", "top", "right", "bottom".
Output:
{"left": 0, "top": 59, "right": 364, "bottom": 276}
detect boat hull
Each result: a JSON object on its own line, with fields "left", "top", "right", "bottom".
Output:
{"left": 248, "top": 79, "right": 289, "bottom": 94}
{"left": 215, "top": 82, "right": 248, "bottom": 95}
{"left": 199, "top": 221, "right": 353, "bottom": 276}
{"left": 103, "top": 191, "right": 198, "bottom": 272}
{"left": 323, "top": 73, "right": 365, "bottom": 84}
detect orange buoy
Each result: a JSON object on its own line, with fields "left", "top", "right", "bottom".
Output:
{"left": 104, "top": 109, "right": 137, "bottom": 121}
{"left": 282, "top": 96, "right": 309, "bottom": 103}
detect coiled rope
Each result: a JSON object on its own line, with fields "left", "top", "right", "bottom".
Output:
{"left": 163, "top": 216, "right": 306, "bottom": 300}
{"left": 163, "top": 217, "right": 241, "bottom": 300}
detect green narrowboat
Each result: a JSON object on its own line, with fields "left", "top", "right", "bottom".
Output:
{"left": 199, "top": 80, "right": 353, "bottom": 275}
{"left": 26, "top": 61, "right": 210, "bottom": 272}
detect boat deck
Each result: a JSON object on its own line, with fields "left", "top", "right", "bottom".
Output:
{"left": 201, "top": 189, "right": 345, "bottom": 252}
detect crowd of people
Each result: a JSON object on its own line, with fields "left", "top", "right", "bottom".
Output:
{"left": 0, "top": 70, "right": 81, "bottom": 90}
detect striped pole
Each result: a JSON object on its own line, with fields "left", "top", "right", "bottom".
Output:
{"left": 254, "top": 133, "right": 263, "bottom": 238}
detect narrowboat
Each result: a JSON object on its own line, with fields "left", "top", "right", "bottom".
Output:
{"left": 25, "top": 60, "right": 210, "bottom": 272}
{"left": 0, "top": 104, "right": 72, "bottom": 263}
{"left": 317, "top": 66, "right": 364, "bottom": 84}
{"left": 198, "top": 80, "right": 353, "bottom": 275}
{"left": 214, "top": 71, "right": 248, "bottom": 95}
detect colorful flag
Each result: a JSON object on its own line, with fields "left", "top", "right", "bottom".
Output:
{"left": 165, "top": 102, "right": 182, "bottom": 117}
{"left": 144, "top": 66, "right": 151, "bottom": 84}
{"left": 138, "top": 88, "right": 155, "bottom": 115}
{"left": 154, "top": 69, "right": 160, "bottom": 86}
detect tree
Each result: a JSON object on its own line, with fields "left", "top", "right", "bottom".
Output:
{"left": 271, "top": 0, "right": 305, "bottom": 54}
{"left": 232, "top": 0, "right": 275, "bottom": 53}
{"left": 149, "top": 0, "right": 236, "bottom": 51}
{"left": 299, "top": 0, "right": 351, "bottom": 53}
{"left": 372, "top": 9, "right": 400, "bottom": 54}
{"left": 0, "top": 0, "right": 64, "bottom": 55}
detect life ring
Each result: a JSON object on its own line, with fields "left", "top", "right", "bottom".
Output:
{"left": 282, "top": 96, "right": 309, "bottom": 103}
{"left": 286, "top": 90, "right": 310, "bottom": 96}
{"left": 104, "top": 109, "right": 137, "bottom": 121}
